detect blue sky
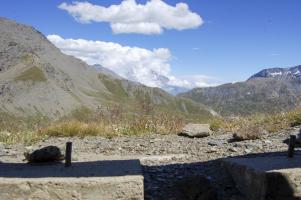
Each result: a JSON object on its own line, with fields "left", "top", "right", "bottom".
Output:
{"left": 1, "top": 0, "right": 301, "bottom": 88}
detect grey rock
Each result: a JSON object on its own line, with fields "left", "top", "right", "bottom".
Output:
{"left": 263, "top": 139, "right": 272, "bottom": 144}
{"left": 208, "top": 140, "right": 224, "bottom": 146}
{"left": 244, "top": 149, "right": 252, "bottom": 154}
{"left": 228, "top": 147, "right": 238, "bottom": 152}
{"left": 207, "top": 147, "right": 218, "bottom": 153}
{"left": 179, "top": 123, "right": 212, "bottom": 138}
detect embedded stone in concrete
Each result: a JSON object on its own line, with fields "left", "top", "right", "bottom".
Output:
{"left": 0, "top": 159, "right": 143, "bottom": 200}
{"left": 222, "top": 153, "right": 301, "bottom": 200}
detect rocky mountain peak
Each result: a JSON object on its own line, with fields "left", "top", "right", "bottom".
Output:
{"left": 249, "top": 65, "right": 301, "bottom": 80}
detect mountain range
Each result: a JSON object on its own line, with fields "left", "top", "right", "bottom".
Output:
{"left": 0, "top": 17, "right": 215, "bottom": 122}
{"left": 1, "top": 17, "right": 300, "bottom": 122}
{"left": 179, "top": 65, "right": 301, "bottom": 116}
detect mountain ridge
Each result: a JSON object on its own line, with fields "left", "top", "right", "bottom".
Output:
{"left": 179, "top": 65, "right": 301, "bottom": 116}
{"left": 0, "top": 17, "right": 214, "bottom": 122}
{"left": 249, "top": 65, "right": 301, "bottom": 80}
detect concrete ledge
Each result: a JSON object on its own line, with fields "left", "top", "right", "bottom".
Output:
{"left": 0, "top": 159, "right": 143, "bottom": 200}
{"left": 222, "top": 153, "right": 301, "bottom": 200}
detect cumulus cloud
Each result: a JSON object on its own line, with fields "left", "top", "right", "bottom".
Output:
{"left": 47, "top": 34, "right": 217, "bottom": 90}
{"left": 58, "top": 0, "right": 203, "bottom": 34}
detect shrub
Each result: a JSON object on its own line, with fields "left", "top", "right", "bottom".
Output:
{"left": 288, "top": 109, "right": 301, "bottom": 127}
{"left": 209, "top": 118, "right": 224, "bottom": 131}
{"left": 232, "top": 125, "right": 266, "bottom": 142}
{"left": 42, "top": 120, "right": 103, "bottom": 137}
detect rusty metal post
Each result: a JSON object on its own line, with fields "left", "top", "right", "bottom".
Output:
{"left": 65, "top": 142, "right": 72, "bottom": 167}
{"left": 288, "top": 135, "right": 296, "bottom": 158}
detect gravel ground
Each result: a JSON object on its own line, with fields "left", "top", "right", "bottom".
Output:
{"left": 0, "top": 127, "right": 298, "bottom": 200}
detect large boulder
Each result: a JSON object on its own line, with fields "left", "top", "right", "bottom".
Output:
{"left": 179, "top": 123, "right": 212, "bottom": 138}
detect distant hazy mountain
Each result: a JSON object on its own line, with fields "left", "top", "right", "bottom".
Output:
{"left": 0, "top": 17, "right": 214, "bottom": 121}
{"left": 179, "top": 65, "right": 301, "bottom": 116}
{"left": 92, "top": 64, "right": 189, "bottom": 95}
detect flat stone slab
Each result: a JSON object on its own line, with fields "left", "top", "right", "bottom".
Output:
{"left": 0, "top": 158, "right": 143, "bottom": 200}
{"left": 223, "top": 153, "right": 301, "bottom": 200}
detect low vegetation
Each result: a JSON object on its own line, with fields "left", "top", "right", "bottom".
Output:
{"left": 0, "top": 102, "right": 185, "bottom": 144}
{"left": 15, "top": 66, "right": 47, "bottom": 82}
{"left": 2, "top": 99, "right": 301, "bottom": 144}
{"left": 210, "top": 107, "right": 301, "bottom": 141}
{"left": 0, "top": 130, "right": 44, "bottom": 145}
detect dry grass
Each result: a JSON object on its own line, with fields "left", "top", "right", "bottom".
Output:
{"left": 41, "top": 112, "right": 184, "bottom": 138}
{"left": 0, "top": 130, "right": 44, "bottom": 145}
{"left": 209, "top": 107, "right": 301, "bottom": 141}
{"left": 5, "top": 101, "right": 301, "bottom": 144}
{"left": 41, "top": 120, "right": 103, "bottom": 137}
{"left": 0, "top": 103, "right": 186, "bottom": 144}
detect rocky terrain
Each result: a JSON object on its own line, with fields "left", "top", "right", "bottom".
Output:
{"left": 0, "top": 126, "right": 297, "bottom": 200}
{"left": 179, "top": 65, "right": 301, "bottom": 116}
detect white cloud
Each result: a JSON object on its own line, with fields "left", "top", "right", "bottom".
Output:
{"left": 58, "top": 0, "right": 203, "bottom": 34}
{"left": 179, "top": 75, "right": 219, "bottom": 88}
{"left": 47, "top": 34, "right": 218, "bottom": 91}
{"left": 47, "top": 34, "right": 172, "bottom": 87}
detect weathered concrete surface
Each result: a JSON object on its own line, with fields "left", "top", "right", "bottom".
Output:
{"left": 223, "top": 153, "right": 301, "bottom": 200}
{"left": 0, "top": 158, "right": 143, "bottom": 200}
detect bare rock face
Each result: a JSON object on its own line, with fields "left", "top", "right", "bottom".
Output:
{"left": 24, "top": 146, "right": 63, "bottom": 163}
{"left": 179, "top": 123, "right": 212, "bottom": 138}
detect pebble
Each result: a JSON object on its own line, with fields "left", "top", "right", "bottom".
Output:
{"left": 25, "top": 146, "right": 34, "bottom": 151}
{"left": 208, "top": 140, "right": 223, "bottom": 146}
{"left": 207, "top": 147, "right": 218, "bottom": 153}
{"left": 228, "top": 147, "right": 238, "bottom": 152}
{"left": 263, "top": 139, "right": 272, "bottom": 144}
{"left": 244, "top": 149, "right": 252, "bottom": 154}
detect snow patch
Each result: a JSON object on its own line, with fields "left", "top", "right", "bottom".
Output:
{"left": 269, "top": 71, "right": 282, "bottom": 77}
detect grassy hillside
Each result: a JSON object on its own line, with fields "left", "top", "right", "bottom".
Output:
{"left": 97, "top": 73, "right": 214, "bottom": 121}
